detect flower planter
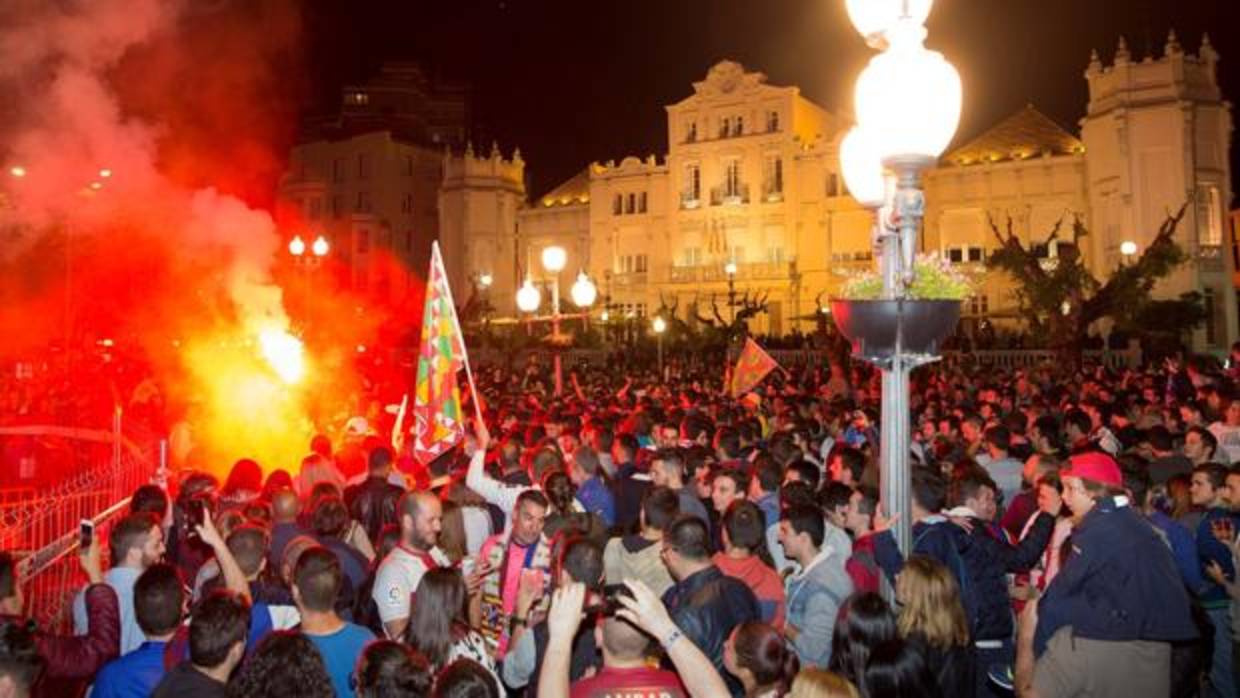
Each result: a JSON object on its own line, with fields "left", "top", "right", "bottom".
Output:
{"left": 830, "top": 299, "right": 961, "bottom": 362}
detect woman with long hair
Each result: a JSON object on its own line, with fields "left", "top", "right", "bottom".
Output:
{"left": 228, "top": 630, "right": 334, "bottom": 698}
{"left": 220, "top": 458, "right": 263, "bottom": 510}
{"left": 859, "top": 639, "right": 942, "bottom": 698}
{"left": 827, "top": 593, "right": 898, "bottom": 687}
{"left": 403, "top": 567, "right": 501, "bottom": 693}
{"left": 894, "top": 555, "right": 974, "bottom": 697}
{"left": 724, "top": 622, "right": 799, "bottom": 697}
{"left": 353, "top": 640, "right": 432, "bottom": 698}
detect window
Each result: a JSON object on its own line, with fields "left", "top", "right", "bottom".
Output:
{"left": 1199, "top": 185, "right": 1223, "bottom": 246}
{"left": 405, "top": 156, "right": 415, "bottom": 176}
{"left": 626, "top": 193, "right": 636, "bottom": 215}
{"left": 357, "top": 153, "right": 370, "bottom": 180}
{"left": 947, "top": 248, "right": 963, "bottom": 263}
{"left": 968, "top": 295, "right": 989, "bottom": 316}
{"left": 685, "top": 164, "right": 701, "bottom": 201}
{"left": 967, "top": 247, "right": 984, "bottom": 263}
{"left": 405, "top": 230, "right": 414, "bottom": 250}
{"left": 613, "top": 194, "right": 623, "bottom": 215}
{"left": 725, "top": 159, "right": 741, "bottom": 197}
{"left": 356, "top": 190, "right": 371, "bottom": 213}
{"left": 730, "top": 246, "right": 746, "bottom": 263}
{"left": 332, "top": 159, "right": 344, "bottom": 182}
{"left": 767, "top": 110, "right": 779, "bottom": 132}
{"left": 733, "top": 116, "right": 744, "bottom": 137}
{"left": 347, "top": 91, "right": 369, "bottom": 105}
{"left": 684, "top": 247, "right": 703, "bottom": 266}
{"left": 827, "top": 173, "right": 840, "bottom": 197}
{"left": 767, "top": 247, "right": 785, "bottom": 264}
{"left": 639, "top": 192, "right": 647, "bottom": 213}
{"left": 686, "top": 121, "right": 697, "bottom": 143}
{"left": 331, "top": 195, "right": 343, "bottom": 219}
{"left": 764, "top": 155, "right": 783, "bottom": 196}
{"left": 357, "top": 229, "right": 370, "bottom": 253}
{"left": 719, "top": 117, "right": 731, "bottom": 139}
{"left": 401, "top": 193, "right": 414, "bottom": 214}
{"left": 946, "top": 246, "right": 984, "bottom": 263}
{"left": 307, "top": 198, "right": 322, "bottom": 220}
{"left": 619, "top": 254, "right": 649, "bottom": 274}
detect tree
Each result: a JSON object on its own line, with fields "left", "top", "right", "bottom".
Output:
{"left": 985, "top": 201, "right": 1191, "bottom": 360}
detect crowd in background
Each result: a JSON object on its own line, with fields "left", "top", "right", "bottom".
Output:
{"left": 6, "top": 340, "right": 1240, "bottom": 697}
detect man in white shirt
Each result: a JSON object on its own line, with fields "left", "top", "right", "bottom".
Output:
{"left": 372, "top": 490, "right": 451, "bottom": 639}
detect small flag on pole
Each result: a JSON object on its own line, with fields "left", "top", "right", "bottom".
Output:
{"left": 412, "top": 241, "right": 478, "bottom": 464}
{"left": 730, "top": 337, "right": 781, "bottom": 398}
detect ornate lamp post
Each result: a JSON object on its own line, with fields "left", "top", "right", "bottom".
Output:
{"left": 725, "top": 261, "right": 738, "bottom": 325}
{"left": 835, "top": 0, "right": 963, "bottom": 557}
{"left": 652, "top": 315, "right": 667, "bottom": 375}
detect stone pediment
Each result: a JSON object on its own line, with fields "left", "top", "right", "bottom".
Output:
{"left": 691, "top": 60, "right": 768, "bottom": 98}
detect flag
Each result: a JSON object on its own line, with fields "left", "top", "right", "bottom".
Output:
{"left": 730, "top": 337, "right": 780, "bottom": 397}
{"left": 412, "top": 241, "right": 475, "bottom": 464}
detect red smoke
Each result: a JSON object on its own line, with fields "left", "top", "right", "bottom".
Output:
{"left": 0, "top": 0, "right": 411, "bottom": 476}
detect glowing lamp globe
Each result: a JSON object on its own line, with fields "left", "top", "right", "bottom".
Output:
{"left": 846, "top": 0, "right": 933, "bottom": 46}
{"left": 479, "top": 273, "right": 494, "bottom": 288}
{"left": 725, "top": 261, "right": 738, "bottom": 276}
{"left": 570, "top": 271, "right": 598, "bottom": 308}
{"left": 1120, "top": 241, "right": 1138, "bottom": 256}
{"left": 288, "top": 236, "right": 306, "bottom": 256}
{"left": 855, "top": 41, "right": 961, "bottom": 163}
{"left": 840, "top": 127, "right": 887, "bottom": 209}
{"left": 516, "top": 279, "right": 542, "bottom": 313}
{"left": 541, "top": 245, "right": 567, "bottom": 273}
{"left": 312, "top": 236, "right": 329, "bottom": 257}
{"left": 652, "top": 316, "right": 667, "bottom": 334}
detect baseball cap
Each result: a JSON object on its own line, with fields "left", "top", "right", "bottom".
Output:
{"left": 1061, "top": 452, "right": 1122, "bottom": 487}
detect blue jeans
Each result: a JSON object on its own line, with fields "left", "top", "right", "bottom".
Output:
{"left": 1207, "top": 606, "right": 1236, "bottom": 698}
{"left": 977, "top": 637, "right": 1014, "bottom": 698}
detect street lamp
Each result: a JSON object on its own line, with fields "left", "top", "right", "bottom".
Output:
{"left": 541, "top": 245, "right": 570, "bottom": 396}
{"left": 652, "top": 316, "right": 667, "bottom": 375}
{"left": 840, "top": 0, "right": 962, "bottom": 559}
{"left": 312, "top": 235, "right": 330, "bottom": 257}
{"left": 1120, "top": 240, "right": 1138, "bottom": 265}
{"left": 570, "top": 271, "right": 598, "bottom": 308}
{"left": 725, "top": 261, "right": 738, "bottom": 324}
{"left": 289, "top": 235, "right": 306, "bottom": 256}
{"left": 516, "top": 278, "right": 541, "bottom": 313}
{"left": 478, "top": 273, "right": 493, "bottom": 288}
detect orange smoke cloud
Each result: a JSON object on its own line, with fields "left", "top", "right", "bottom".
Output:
{"left": 0, "top": 0, "right": 389, "bottom": 478}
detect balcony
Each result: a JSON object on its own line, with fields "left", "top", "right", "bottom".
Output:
{"left": 1194, "top": 243, "right": 1224, "bottom": 273}
{"left": 611, "top": 271, "right": 648, "bottom": 287}
{"left": 668, "top": 261, "right": 793, "bottom": 284}
{"left": 680, "top": 192, "right": 701, "bottom": 210}
{"left": 710, "top": 184, "right": 750, "bottom": 206}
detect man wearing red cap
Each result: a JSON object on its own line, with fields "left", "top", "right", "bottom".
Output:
{"left": 1014, "top": 452, "right": 1198, "bottom": 697}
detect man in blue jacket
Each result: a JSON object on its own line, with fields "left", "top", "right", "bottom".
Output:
{"left": 1015, "top": 452, "right": 1197, "bottom": 697}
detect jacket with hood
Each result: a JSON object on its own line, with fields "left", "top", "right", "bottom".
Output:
{"left": 603, "top": 535, "right": 674, "bottom": 598}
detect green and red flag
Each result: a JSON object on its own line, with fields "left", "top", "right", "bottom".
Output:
{"left": 730, "top": 337, "right": 781, "bottom": 397}
{"left": 412, "top": 241, "right": 475, "bottom": 464}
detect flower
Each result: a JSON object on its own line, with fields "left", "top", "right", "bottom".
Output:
{"left": 838, "top": 253, "right": 973, "bottom": 300}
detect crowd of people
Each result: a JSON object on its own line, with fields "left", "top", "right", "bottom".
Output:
{"left": 5, "top": 342, "right": 1240, "bottom": 698}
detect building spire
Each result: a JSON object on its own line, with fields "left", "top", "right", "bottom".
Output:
{"left": 1115, "top": 35, "right": 1131, "bottom": 65}
{"left": 1087, "top": 48, "right": 1103, "bottom": 75}
{"left": 1200, "top": 32, "right": 1218, "bottom": 64}
{"left": 1165, "top": 28, "right": 1182, "bottom": 56}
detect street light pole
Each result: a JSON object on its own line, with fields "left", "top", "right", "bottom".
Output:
{"left": 551, "top": 275, "right": 562, "bottom": 397}
{"left": 841, "top": 0, "right": 962, "bottom": 560}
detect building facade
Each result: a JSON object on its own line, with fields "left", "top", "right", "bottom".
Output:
{"left": 473, "top": 34, "right": 1235, "bottom": 349}
{"left": 282, "top": 37, "right": 1236, "bottom": 349}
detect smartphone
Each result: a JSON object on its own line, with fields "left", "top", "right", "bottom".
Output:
{"left": 80, "top": 519, "right": 94, "bottom": 550}
{"left": 188, "top": 497, "right": 208, "bottom": 529}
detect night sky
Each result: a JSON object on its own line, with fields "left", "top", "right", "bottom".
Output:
{"left": 305, "top": 0, "right": 1238, "bottom": 201}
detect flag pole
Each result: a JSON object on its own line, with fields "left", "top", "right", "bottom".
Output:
{"left": 433, "top": 241, "right": 486, "bottom": 428}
